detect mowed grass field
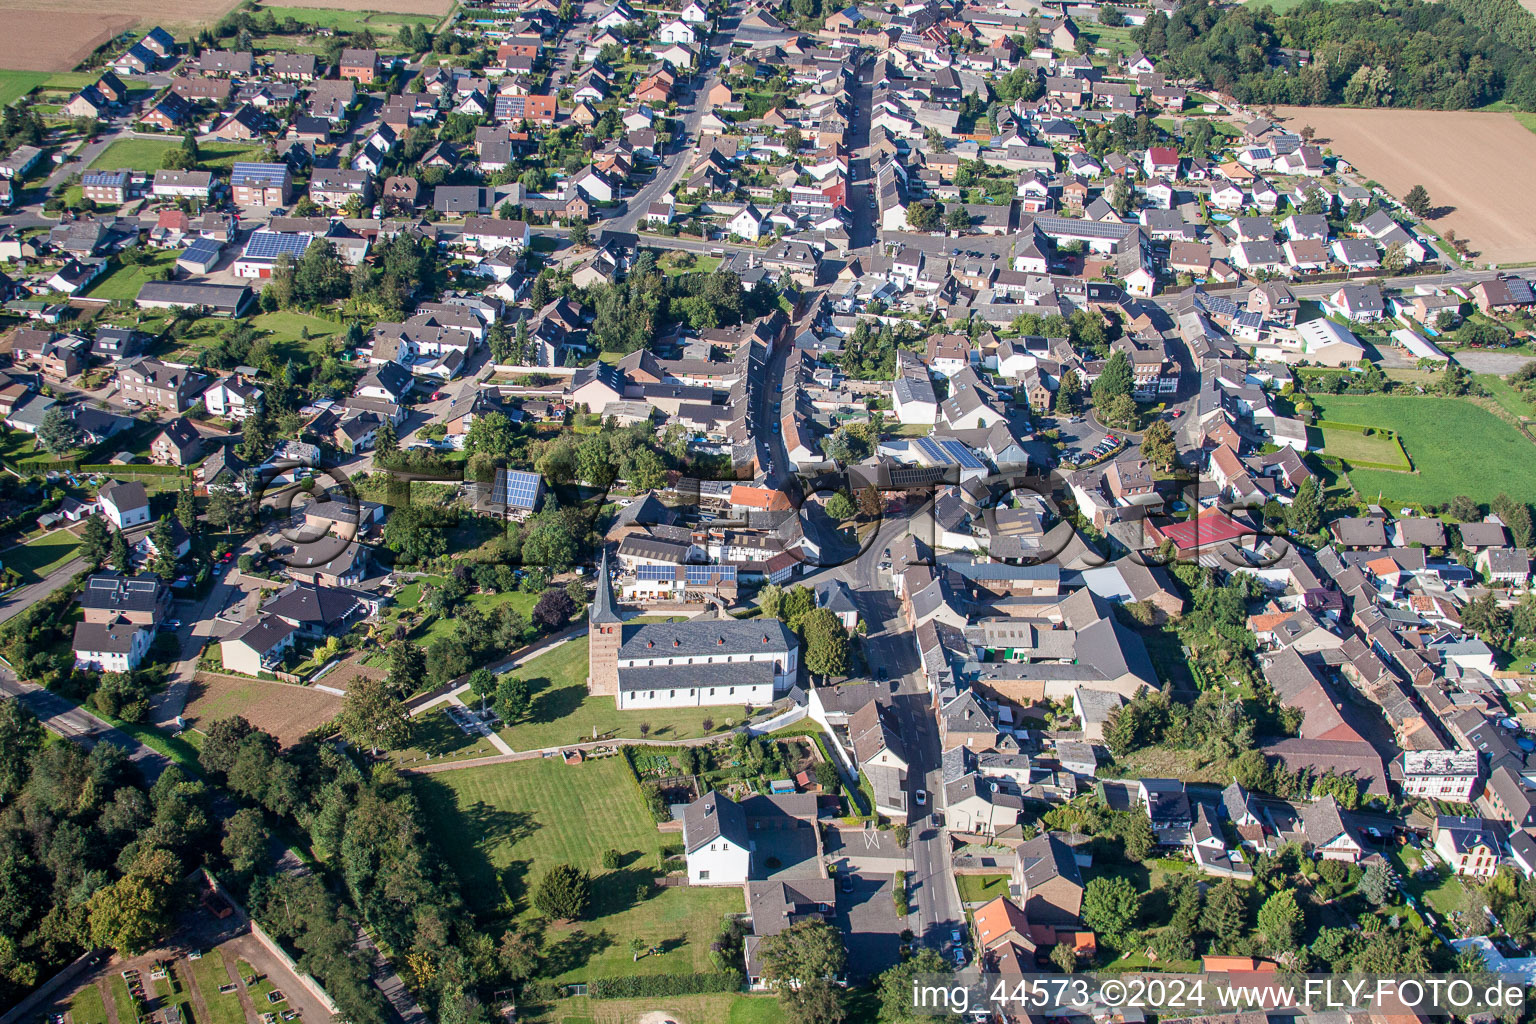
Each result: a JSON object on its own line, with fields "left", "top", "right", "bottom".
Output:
{"left": 492, "top": 639, "right": 747, "bottom": 750}
{"left": 413, "top": 757, "right": 742, "bottom": 981}
{"left": 4, "top": 529, "right": 83, "bottom": 582}
{"left": 89, "top": 138, "right": 265, "bottom": 173}
{"left": 1315, "top": 423, "right": 1410, "bottom": 469}
{"left": 1310, "top": 394, "right": 1536, "bottom": 505}
{"left": 0, "top": 69, "right": 92, "bottom": 106}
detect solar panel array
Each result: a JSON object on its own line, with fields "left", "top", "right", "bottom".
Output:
{"left": 243, "top": 231, "right": 313, "bottom": 261}
{"left": 636, "top": 563, "right": 678, "bottom": 581}
{"left": 496, "top": 469, "right": 541, "bottom": 509}
{"left": 940, "top": 439, "right": 986, "bottom": 470}
{"left": 231, "top": 162, "right": 288, "bottom": 186}
{"left": 182, "top": 237, "right": 221, "bottom": 263}
{"left": 914, "top": 436, "right": 953, "bottom": 466}
{"left": 634, "top": 563, "right": 738, "bottom": 583}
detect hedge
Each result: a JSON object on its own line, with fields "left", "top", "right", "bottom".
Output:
{"left": 587, "top": 971, "right": 744, "bottom": 999}
{"left": 80, "top": 464, "right": 192, "bottom": 477}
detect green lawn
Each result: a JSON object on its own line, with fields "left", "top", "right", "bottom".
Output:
{"left": 255, "top": 6, "right": 440, "bottom": 34}
{"left": 1310, "top": 394, "right": 1536, "bottom": 506}
{"left": 90, "top": 139, "right": 266, "bottom": 174}
{"left": 955, "top": 873, "right": 1010, "bottom": 904}
{"left": 391, "top": 704, "right": 503, "bottom": 767}
{"left": 1390, "top": 846, "right": 1461, "bottom": 917}
{"left": 70, "top": 982, "right": 108, "bottom": 1024}
{"left": 1477, "top": 373, "right": 1536, "bottom": 419}
{"left": 1314, "top": 423, "right": 1411, "bottom": 470}
{"left": 107, "top": 975, "right": 139, "bottom": 1024}
{"left": 414, "top": 588, "right": 538, "bottom": 648}
{"left": 0, "top": 70, "right": 51, "bottom": 107}
{"left": 247, "top": 310, "right": 344, "bottom": 358}
{"left": 186, "top": 951, "right": 244, "bottom": 1024}
{"left": 544, "top": 993, "right": 785, "bottom": 1024}
{"left": 3, "top": 529, "right": 83, "bottom": 583}
{"left": 493, "top": 640, "right": 748, "bottom": 750}
{"left": 86, "top": 251, "right": 179, "bottom": 302}
{"left": 413, "top": 757, "right": 742, "bottom": 981}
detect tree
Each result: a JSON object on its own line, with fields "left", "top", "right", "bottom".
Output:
{"left": 783, "top": 979, "right": 845, "bottom": 1024}
{"left": 532, "top": 863, "right": 591, "bottom": 920}
{"left": 375, "top": 419, "right": 398, "bottom": 459}
{"left": 1448, "top": 495, "right": 1481, "bottom": 523}
{"left": 905, "top": 202, "right": 940, "bottom": 232}
{"left": 1050, "top": 942, "right": 1078, "bottom": 973}
{"left": 150, "top": 517, "right": 179, "bottom": 581}
{"left": 758, "top": 920, "right": 847, "bottom": 986}
{"left": 222, "top": 807, "right": 269, "bottom": 876}
{"left": 494, "top": 676, "right": 531, "bottom": 723}
{"left": 1200, "top": 878, "right": 1248, "bottom": 942}
{"left": 875, "top": 949, "right": 947, "bottom": 1023}
{"left": 36, "top": 406, "right": 82, "bottom": 456}
{"left": 1286, "top": 477, "right": 1322, "bottom": 534}
{"left": 1082, "top": 876, "right": 1139, "bottom": 944}
{"left": 80, "top": 516, "right": 111, "bottom": 566}
{"left": 800, "top": 608, "right": 850, "bottom": 678}
{"left": 1092, "top": 351, "right": 1133, "bottom": 404}
{"left": 945, "top": 206, "right": 971, "bottom": 233}
{"left": 110, "top": 528, "right": 132, "bottom": 575}
{"left": 532, "top": 588, "right": 577, "bottom": 631}
{"left": 1121, "top": 812, "right": 1155, "bottom": 862}
{"left": 1256, "top": 889, "right": 1303, "bottom": 951}
{"left": 89, "top": 874, "right": 172, "bottom": 954}
{"left": 1140, "top": 419, "right": 1176, "bottom": 471}
{"left": 857, "top": 484, "right": 883, "bottom": 518}
{"left": 498, "top": 929, "right": 540, "bottom": 981}
{"left": 1101, "top": 392, "right": 1137, "bottom": 429}
{"left": 826, "top": 492, "right": 856, "bottom": 520}
{"left": 338, "top": 675, "right": 409, "bottom": 755}
{"left": 783, "top": 126, "right": 803, "bottom": 152}
{"left": 1493, "top": 493, "right": 1535, "bottom": 547}
{"left": 568, "top": 219, "right": 590, "bottom": 247}
{"left": 1057, "top": 368, "right": 1083, "bottom": 414}
{"left": 1404, "top": 184, "right": 1432, "bottom": 218}
{"left": 0, "top": 698, "right": 43, "bottom": 802}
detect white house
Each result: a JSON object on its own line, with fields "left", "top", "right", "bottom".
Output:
{"left": 1400, "top": 750, "right": 1481, "bottom": 802}
{"left": 72, "top": 619, "right": 152, "bottom": 673}
{"left": 658, "top": 18, "right": 697, "bottom": 44}
{"left": 681, "top": 0, "right": 710, "bottom": 21}
{"left": 99, "top": 480, "right": 151, "bottom": 529}
{"left": 729, "top": 204, "right": 766, "bottom": 242}
{"left": 202, "top": 375, "right": 263, "bottom": 421}
{"left": 682, "top": 791, "right": 752, "bottom": 885}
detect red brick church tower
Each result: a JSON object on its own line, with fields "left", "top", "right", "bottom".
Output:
{"left": 587, "top": 550, "right": 622, "bottom": 695}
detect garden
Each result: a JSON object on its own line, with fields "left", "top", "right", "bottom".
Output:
{"left": 412, "top": 756, "right": 744, "bottom": 983}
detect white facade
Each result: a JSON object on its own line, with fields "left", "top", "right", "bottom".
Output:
{"left": 203, "top": 381, "right": 262, "bottom": 420}
{"left": 687, "top": 832, "right": 749, "bottom": 885}
{"left": 618, "top": 675, "right": 777, "bottom": 709}
{"left": 1401, "top": 750, "right": 1481, "bottom": 801}
{"left": 74, "top": 626, "right": 151, "bottom": 673}
{"left": 102, "top": 494, "right": 150, "bottom": 529}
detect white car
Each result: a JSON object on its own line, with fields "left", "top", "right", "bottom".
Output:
{"left": 914, "top": 789, "right": 927, "bottom": 806}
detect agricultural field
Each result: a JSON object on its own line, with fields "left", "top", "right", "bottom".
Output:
{"left": 1310, "top": 394, "right": 1536, "bottom": 506}
{"left": 185, "top": 674, "right": 343, "bottom": 744}
{"left": 413, "top": 757, "right": 743, "bottom": 981}
{"left": 1273, "top": 106, "right": 1536, "bottom": 264}
{"left": 492, "top": 639, "right": 747, "bottom": 751}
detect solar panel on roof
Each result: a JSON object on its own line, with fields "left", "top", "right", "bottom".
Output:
{"left": 182, "top": 238, "right": 221, "bottom": 262}
{"left": 635, "top": 564, "right": 676, "bottom": 581}
{"left": 495, "top": 469, "right": 541, "bottom": 509}
{"left": 940, "top": 439, "right": 985, "bottom": 470}
{"left": 914, "top": 436, "right": 949, "bottom": 464}
{"left": 243, "top": 231, "right": 313, "bottom": 261}
{"left": 685, "top": 564, "right": 736, "bottom": 584}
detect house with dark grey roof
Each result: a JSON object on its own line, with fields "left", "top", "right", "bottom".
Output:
{"left": 81, "top": 573, "right": 170, "bottom": 626}
{"left": 73, "top": 618, "right": 152, "bottom": 672}
{"left": 1011, "top": 833, "right": 1083, "bottom": 927}
{"left": 262, "top": 581, "right": 380, "bottom": 637}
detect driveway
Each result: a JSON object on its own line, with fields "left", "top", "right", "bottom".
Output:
{"left": 824, "top": 826, "right": 910, "bottom": 874}
{"left": 834, "top": 874, "right": 905, "bottom": 981}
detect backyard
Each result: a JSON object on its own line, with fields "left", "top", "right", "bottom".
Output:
{"left": 492, "top": 638, "right": 749, "bottom": 750}
{"left": 85, "top": 250, "right": 179, "bottom": 302}
{"left": 1309, "top": 394, "right": 1536, "bottom": 505}
{"left": 413, "top": 757, "right": 742, "bottom": 981}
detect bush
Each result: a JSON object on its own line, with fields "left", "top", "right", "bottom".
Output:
{"left": 587, "top": 971, "right": 744, "bottom": 999}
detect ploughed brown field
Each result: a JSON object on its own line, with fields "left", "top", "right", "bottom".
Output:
{"left": 0, "top": 0, "right": 242, "bottom": 70}
{"left": 1274, "top": 106, "right": 1536, "bottom": 265}
{"left": 257, "top": 0, "right": 454, "bottom": 13}
{"left": 186, "top": 674, "right": 343, "bottom": 746}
